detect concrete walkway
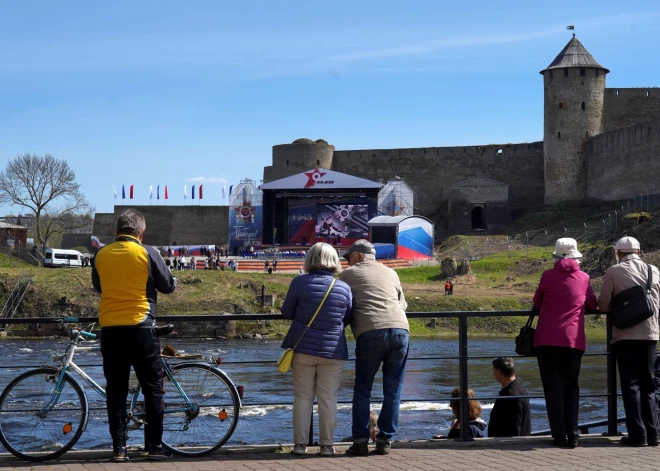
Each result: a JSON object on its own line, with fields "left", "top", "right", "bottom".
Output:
{"left": 2, "top": 436, "right": 659, "bottom": 471}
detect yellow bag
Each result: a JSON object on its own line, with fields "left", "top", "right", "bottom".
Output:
{"left": 277, "top": 279, "right": 335, "bottom": 374}
{"left": 277, "top": 348, "right": 294, "bottom": 373}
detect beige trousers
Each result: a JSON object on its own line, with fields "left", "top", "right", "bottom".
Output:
{"left": 292, "top": 352, "right": 345, "bottom": 446}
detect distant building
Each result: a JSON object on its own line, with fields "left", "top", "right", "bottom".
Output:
{"left": 0, "top": 222, "right": 28, "bottom": 248}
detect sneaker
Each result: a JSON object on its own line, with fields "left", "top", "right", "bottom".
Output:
{"left": 346, "top": 441, "right": 369, "bottom": 456}
{"left": 111, "top": 447, "right": 129, "bottom": 462}
{"left": 292, "top": 444, "right": 307, "bottom": 455}
{"left": 147, "top": 445, "right": 173, "bottom": 460}
{"left": 376, "top": 440, "right": 391, "bottom": 455}
{"left": 567, "top": 435, "right": 579, "bottom": 449}
{"left": 320, "top": 445, "right": 336, "bottom": 456}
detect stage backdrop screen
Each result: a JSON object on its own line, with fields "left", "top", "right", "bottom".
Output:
{"left": 315, "top": 204, "right": 369, "bottom": 240}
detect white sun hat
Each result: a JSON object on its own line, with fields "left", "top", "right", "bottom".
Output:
{"left": 614, "top": 236, "right": 641, "bottom": 253}
{"left": 553, "top": 238, "right": 582, "bottom": 259}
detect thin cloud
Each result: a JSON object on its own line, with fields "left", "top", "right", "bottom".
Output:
{"left": 323, "top": 12, "right": 660, "bottom": 64}
{"left": 186, "top": 177, "right": 228, "bottom": 184}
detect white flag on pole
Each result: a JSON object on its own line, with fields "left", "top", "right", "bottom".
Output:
{"left": 149, "top": 185, "right": 153, "bottom": 199}
{"left": 184, "top": 185, "right": 187, "bottom": 199}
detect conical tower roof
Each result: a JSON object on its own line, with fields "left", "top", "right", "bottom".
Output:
{"left": 540, "top": 35, "right": 609, "bottom": 74}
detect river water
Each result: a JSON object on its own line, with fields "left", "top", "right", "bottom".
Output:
{"left": 0, "top": 337, "right": 622, "bottom": 452}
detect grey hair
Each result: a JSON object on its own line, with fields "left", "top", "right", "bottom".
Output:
{"left": 492, "top": 357, "right": 515, "bottom": 377}
{"left": 116, "top": 208, "right": 146, "bottom": 237}
{"left": 304, "top": 242, "right": 341, "bottom": 274}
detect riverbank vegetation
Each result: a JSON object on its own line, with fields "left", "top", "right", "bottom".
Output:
{"left": 0, "top": 242, "right": 612, "bottom": 340}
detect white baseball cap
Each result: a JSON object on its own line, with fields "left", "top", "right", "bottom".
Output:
{"left": 614, "top": 236, "right": 641, "bottom": 252}
{"left": 553, "top": 238, "right": 582, "bottom": 259}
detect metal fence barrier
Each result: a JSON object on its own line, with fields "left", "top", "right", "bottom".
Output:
{"left": 0, "top": 311, "right": 619, "bottom": 442}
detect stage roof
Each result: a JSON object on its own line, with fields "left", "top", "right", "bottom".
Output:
{"left": 260, "top": 168, "right": 382, "bottom": 191}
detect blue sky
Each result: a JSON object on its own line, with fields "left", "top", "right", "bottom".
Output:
{"left": 1, "top": 0, "right": 660, "bottom": 215}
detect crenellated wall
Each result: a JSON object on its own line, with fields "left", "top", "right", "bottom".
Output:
{"left": 604, "top": 88, "right": 660, "bottom": 132}
{"left": 587, "top": 118, "right": 660, "bottom": 200}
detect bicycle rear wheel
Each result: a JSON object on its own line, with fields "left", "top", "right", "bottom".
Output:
{"left": 0, "top": 368, "right": 88, "bottom": 462}
{"left": 161, "top": 363, "right": 240, "bottom": 456}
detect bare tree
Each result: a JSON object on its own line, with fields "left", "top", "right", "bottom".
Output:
{"left": 0, "top": 154, "right": 93, "bottom": 250}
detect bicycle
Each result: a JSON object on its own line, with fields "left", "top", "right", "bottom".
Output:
{"left": 0, "top": 318, "right": 242, "bottom": 462}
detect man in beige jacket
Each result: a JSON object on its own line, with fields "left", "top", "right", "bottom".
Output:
{"left": 339, "top": 240, "right": 409, "bottom": 456}
{"left": 599, "top": 236, "right": 660, "bottom": 447}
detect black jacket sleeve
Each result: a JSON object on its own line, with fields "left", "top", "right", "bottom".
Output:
{"left": 146, "top": 246, "right": 177, "bottom": 294}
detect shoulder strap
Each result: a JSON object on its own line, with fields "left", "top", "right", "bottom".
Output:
{"left": 292, "top": 279, "right": 336, "bottom": 351}
{"left": 647, "top": 264, "right": 653, "bottom": 292}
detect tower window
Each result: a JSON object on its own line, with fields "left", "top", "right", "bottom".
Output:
{"left": 616, "top": 90, "right": 620, "bottom": 96}
{"left": 596, "top": 69, "right": 599, "bottom": 77}
{"left": 580, "top": 68, "right": 585, "bottom": 76}
{"left": 586, "top": 131, "right": 589, "bottom": 137}
{"left": 286, "top": 159, "right": 289, "bottom": 165}
{"left": 647, "top": 91, "right": 651, "bottom": 97}
{"left": 550, "top": 71, "right": 554, "bottom": 79}
{"left": 564, "top": 69, "right": 569, "bottom": 77}
{"left": 558, "top": 102, "right": 563, "bottom": 109}
{"left": 558, "top": 132, "right": 561, "bottom": 139}
{"left": 581, "top": 102, "right": 586, "bottom": 110}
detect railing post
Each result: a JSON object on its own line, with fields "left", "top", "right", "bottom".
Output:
{"left": 606, "top": 313, "right": 618, "bottom": 436}
{"left": 458, "top": 314, "right": 471, "bottom": 441}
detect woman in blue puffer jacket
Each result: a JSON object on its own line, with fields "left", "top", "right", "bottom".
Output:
{"left": 281, "top": 242, "right": 352, "bottom": 457}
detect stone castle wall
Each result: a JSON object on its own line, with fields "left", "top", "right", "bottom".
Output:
{"left": 587, "top": 117, "right": 660, "bottom": 200}
{"left": 92, "top": 205, "right": 229, "bottom": 246}
{"left": 332, "top": 142, "right": 545, "bottom": 224}
{"left": 604, "top": 88, "right": 660, "bottom": 132}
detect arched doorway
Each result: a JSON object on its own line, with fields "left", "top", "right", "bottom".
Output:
{"left": 471, "top": 206, "right": 485, "bottom": 230}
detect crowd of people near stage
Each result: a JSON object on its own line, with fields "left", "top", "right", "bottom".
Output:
{"left": 92, "top": 208, "right": 660, "bottom": 462}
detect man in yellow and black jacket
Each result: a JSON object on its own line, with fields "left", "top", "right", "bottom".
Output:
{"left": 92, "top": 208, "right": 176, "bottom": 462}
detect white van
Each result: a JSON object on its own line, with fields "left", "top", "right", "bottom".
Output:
{"left": 43, "top": 249, "right": 86, "bottom": 268}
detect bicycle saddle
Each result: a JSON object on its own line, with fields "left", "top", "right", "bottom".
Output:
{"left": 155, "top": 324, "right": 175, "bottom": 337}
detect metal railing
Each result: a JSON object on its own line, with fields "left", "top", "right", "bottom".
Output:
{"left": 0, "top": 310, "right": 619, "bottom": 442}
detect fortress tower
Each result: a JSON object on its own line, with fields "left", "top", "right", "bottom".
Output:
{"left": 542, "top": 35, "right": 609, "bottom": 204}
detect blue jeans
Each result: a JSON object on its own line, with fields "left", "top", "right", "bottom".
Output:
{"left": 352, "top": 328, "right": 409, "bottom": 441}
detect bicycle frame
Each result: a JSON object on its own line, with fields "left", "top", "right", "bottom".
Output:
{"left": 44, "top": 329, "right": 197, "bottom": 423}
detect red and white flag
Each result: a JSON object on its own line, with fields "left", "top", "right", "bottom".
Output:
{"left": 130, "top": 185, "right": 134, "bottom": 199}
{"left": 165, "top": 185, "right": 169, "bottom": 199}
{"left": 199, "top": 185, "right": 204, "bottom": 200}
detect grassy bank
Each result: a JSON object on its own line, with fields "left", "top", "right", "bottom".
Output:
{"left": 0, "top": 244, "right": 609, "bottom": 338}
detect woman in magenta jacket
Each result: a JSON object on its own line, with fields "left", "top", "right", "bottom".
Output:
{"left": 533, "top": 238, "right": 597, "bottom": 449}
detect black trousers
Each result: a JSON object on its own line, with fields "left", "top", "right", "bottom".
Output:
{"left": 614, "top": 340, "right": 659, "bottom": 442}
{"left": 101, "top": 327, "right": 164, "bottom": 450}
{"left": 536, "top": 346, "right": 583, "bottom": 438}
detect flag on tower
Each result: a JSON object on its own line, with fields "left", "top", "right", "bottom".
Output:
{"left": 113, "top": 186, "right": 117, "bottom": 199}
{"left": 157, "top": 185, "right": 160, "bottom": 200}
{"left": 229, "top": 185, "right": 233, "bottom": 195}
{"left": 130, "top": 185, "right": 134, "bottom": 199}
{"left": 122, "top": 185, "right": 126, "bottom": 199}
{"left": 192, "top": 185, "right": 196, "bottom": 200}
{"left": 165, "top": 185, "right": 169, "bottom": 199}
{"left": 199, "top": 185, "right": 203, "bottom": 200}
{"left": 222, "top": 185, "right": 226, "bottom": 199}
{"left": 149, "top": 185, "right": 153, "bottom": 199}
{"left": 184, "top": 185, "right": 187, "bottom": 199}
{"left": 566, "top": 25, "right": 575, "bottom": 30}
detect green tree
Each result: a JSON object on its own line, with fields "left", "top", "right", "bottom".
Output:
{"left": 0, "top": 154, "right": 94, "bottom": 251}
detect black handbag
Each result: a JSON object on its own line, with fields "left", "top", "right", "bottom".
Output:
{"left": 515, "top": 313, "right": 537, "bottom": 356}
{"left": 609, "top": 264, "right": 655, "bottom": 329}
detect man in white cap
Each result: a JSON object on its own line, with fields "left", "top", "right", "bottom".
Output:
{"left": 599, "top": 236, "right": 660, "bottom": 447}
{"left": 339, "top": 239, "right": 409, "bottom": 456}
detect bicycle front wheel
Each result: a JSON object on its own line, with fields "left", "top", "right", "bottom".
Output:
{"left": 162, "top": 363, "right": 240, "bottom": 456}
{"left": 0, "top": 368, "right": 88, "bottom": 462}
